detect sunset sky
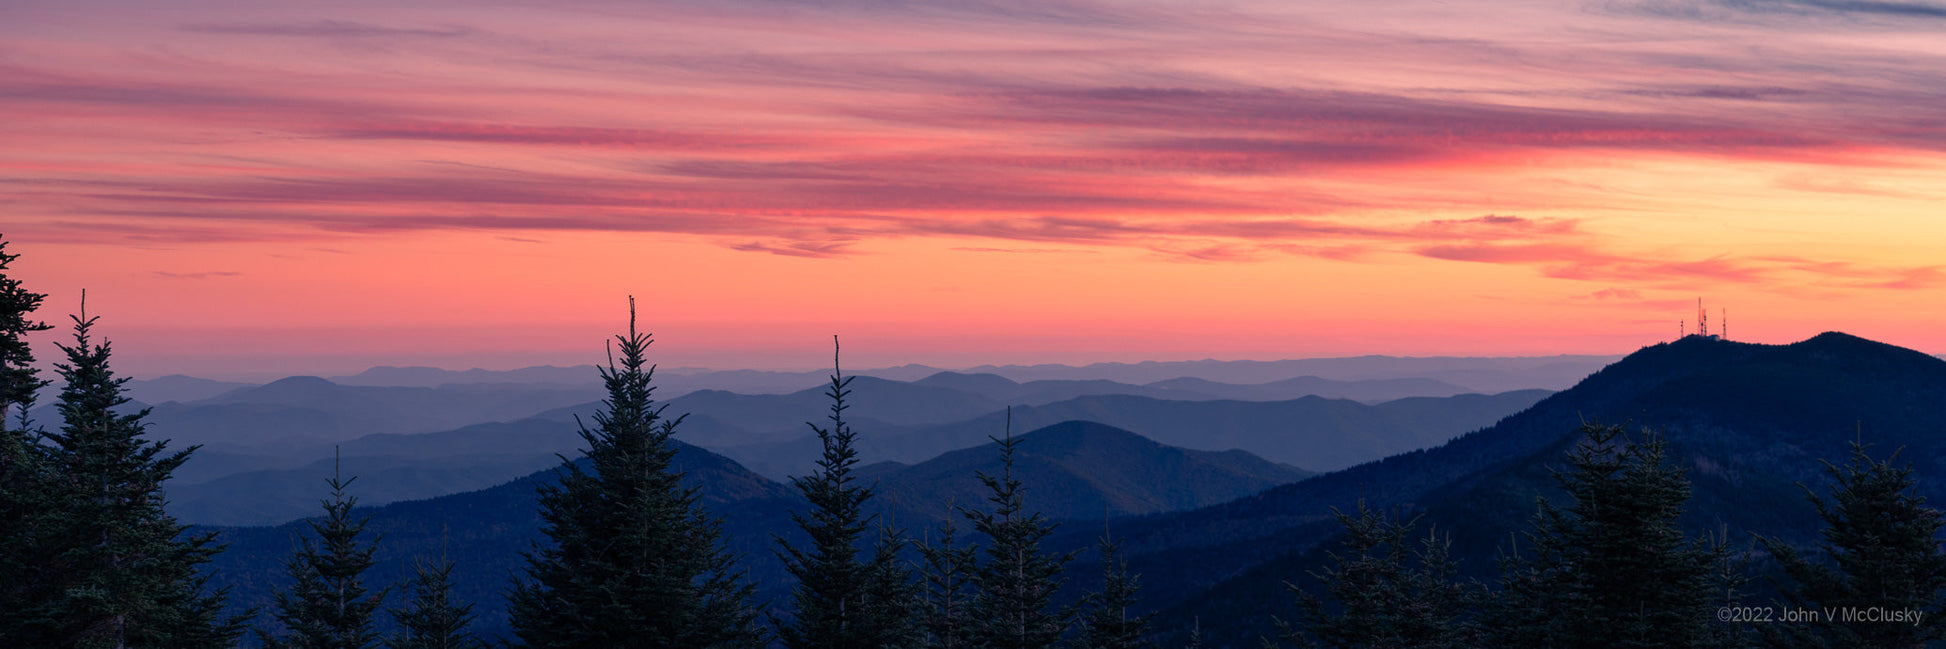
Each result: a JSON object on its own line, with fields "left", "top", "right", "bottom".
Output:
{"left": 5, "top": 0, "right": 1944, "bottom": 379}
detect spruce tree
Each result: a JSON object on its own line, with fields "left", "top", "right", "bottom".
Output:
{"left": 1758, "top": 438, "right": 1946, "bottom": 648}
{"left": 1279, "top": 501, "right": 1479, "bottom": 649}
{"left": 385, "top": 555, "right": 480, "bottom": 649}
{"left": 37, "top": 295, "right": 242, "bottom": 647}
{"left": 506, "top": 299, "right": 762, "bottom": 648}
{"left": 916, "top": 516, "right": 978, "bottom": 649}
{"left": 0, "top": 235, "right": 49, "bottom": 429}
{"left": 260, "top": 457, "right": 386, "bottom": 649}
{"left": 964, "top": 409, "right": 1075, "bottom": 649}
{"left": 774, "top": 337, "right": 917, "bottom": 649}
{"left": 0, "top": 234, "right": 56, "bottom": 643}
{"left": 1076, "top": 534, "right": 1154, "bottom": 649}
{"left": 1484, "top": 422, "right": 1726, "bottom": 649}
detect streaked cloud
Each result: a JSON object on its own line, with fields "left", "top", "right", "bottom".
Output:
{"left": 5, "top": 0, "right": 1945, "bottom": 365}
{"left": 153, "top": 271, "right": 243, "bottom": 279}
{"left": 180, "top": 20, "right": 473, "bottom": 38}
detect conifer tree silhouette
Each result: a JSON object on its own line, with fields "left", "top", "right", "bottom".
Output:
{"left": 916, "top": 511, "right": 978, "bottom": 649}
{"left": 39, "top": 292, "right": 242, "bottom": 647}
{"left": 0, "top": 235, "right": 58, "bottom": 643}
{"left": 1759, "top": 437, "right": 1946, "bottom": 647}
{"left": 774, "top": 336, "right": 918, "bottom": 648}
{"left": 385, "top": 535, "right": 481, "bottom": 649}
{"left": 1279, "top": 502, "right": 1480, "bottom": 649}
{"left": 1486, "top": 422, "right": 1726, "bottom": 649}
{"left": 261, "top": 452, "right": 386, "bottom": 649}
{"left": 1075, "top": 532, "right": 1155, "bottom": 649}
{"left": 964, "top": 408, "right": 1075, "bottom": 649}
{"left": 506, "top": 298, "right": 762, "bottom": 648}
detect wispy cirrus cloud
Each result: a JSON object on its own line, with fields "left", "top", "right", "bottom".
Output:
{"left": 154, "top": 270, "right": 243, "bottom": 279}
{"left": 179, "top": 20, "right": 473, "bottom": 39}
{"left": 5, "top": 0, "right": 1945, "bottom": 309}
{"left": 731, "top": 239, "right": 858, "bottom": 258}
{"left": 1420, "top": 242, "right": 1939, "bottom": 291}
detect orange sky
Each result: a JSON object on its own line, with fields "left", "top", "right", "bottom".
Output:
{"left": 5, "top": 0, "right": 1944, "bottom": 378}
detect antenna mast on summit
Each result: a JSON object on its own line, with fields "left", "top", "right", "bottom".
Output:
{"left": 1698, "top": 298, "right": 1709, "bottom": 338}
{"left": 1722, "top": 307, "right": 1727, "bottom": 340}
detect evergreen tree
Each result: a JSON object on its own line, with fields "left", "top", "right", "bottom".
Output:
{"left": 0, "top": 234, "right": 56, "bottom": 643}
{"left": 1278, "top": 501, "right": 1479, "bottom": 649}
{"left": 862, "top": 523, "right": 921, "bottom": 645}
{"left": 916, "top": 516, "right": 978, "bottom": 649}
{"left": 0, "top": 235, "right": 49, "bottom": 429}
{"left": 1758, "top": 438, "right": 1946, "bottom": 648}
{"left": 774, "top": 337, "right": 917, "bottom": 649}
{"left": 1484, "top": 422, "right": 1727, "bottom": 649}
{"left": 259, "top": 458, "right": 386, "bottom": 649}
{"left": 1076, "top": 534, "right": 1154, "bottom": 649}
{"left": 964, "top": 409, "right": 1075, "bottom": 649}
{"left": 35, "top": 295, "right": 242, "bottom": 647}
{"left": 385, "top": 555, "right": 480, "bottom": 649}
{"left": 506, "top": 299, "right": 762, "bottom": 648}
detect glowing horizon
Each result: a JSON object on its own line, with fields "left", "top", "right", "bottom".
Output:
{"left": 6, "top": 0, "right": 1944, "bottom": 379}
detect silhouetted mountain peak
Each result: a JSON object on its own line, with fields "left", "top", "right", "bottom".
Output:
{"left": 1788, "top": 330, "right": 1939, "bottom": 364}
{"left": 914, "top": 371, "right": 1021, "bottom": 398}
{"left": 872, "top": 421, "right": 1309, "bottom": 522}
{"left": 208, "top": 375, "right": 350, "bottom": 404}
{"left": 1013, "top": 419, "right": 1166, "bottom": 455}
{"left": 1114, "top": 331, "right": 1946, "bottom": 640}
{"left": 260, "top": 375, "right": 337, "bottom": 390}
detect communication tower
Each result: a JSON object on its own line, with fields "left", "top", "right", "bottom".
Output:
{"left": 1698, "top": 298, "right": 1709, "bottom": 338}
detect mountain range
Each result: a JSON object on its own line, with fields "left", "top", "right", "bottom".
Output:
{"left": 719, "top": 389, "right": 1550, "bottom": 478}
{"left": 306, "top": 353, "right": 1614, "bottom": 394}
{"left": 162, "top": 384, "right": 1541, "bottom": 525}
{"left": 183, "top": 331, "right": 1946, "bottom": 645}
{"left": 202, "top": 421, "right": 1309, "bottom": 635}
{"left": 134, "top": 366, "right": 1550, "bottom": 525}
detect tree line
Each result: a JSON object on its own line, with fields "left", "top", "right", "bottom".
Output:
{"left": 4, "top": 233, "right": 1946, "bottom": 648}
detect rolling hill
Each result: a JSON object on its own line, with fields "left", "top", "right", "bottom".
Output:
{"left": 861, "top": 420, "right": 1312, "bottom": 522}
{"left": 723, "top": 390, "right": 1552, "bottom": 478}
{"left": 200, "top": 421, "right": 1303, "bottom": 639}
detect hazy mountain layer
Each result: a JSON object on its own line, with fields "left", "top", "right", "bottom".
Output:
{"left": 200, "top": 422, "right": 1299, "bottom": 638}
{"left": 862, "top": 420, "right": 1312, "bottom": 522}
{"left": 722, "top": 390, "right": 1551, "bottom": 478}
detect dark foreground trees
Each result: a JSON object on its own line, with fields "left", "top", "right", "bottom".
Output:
{"left": 259, "top": 460, "right": 386, "bottom": 649}
{"left": 774, "top": 338, "right": 917, "bottom": 648}
{"left": 1286, "top": 422, "right": 1756, "bottom": 649}
{"left": 1486, "top": 422, "right": 1729, "bottom": 649}
{"left": 916, "top": 516, "right": 980, "bottom": 649}
{"left": 386, "top": 554, "right": 481, "bottom": 649}
{"left": 1760, "top": 439, "right": 1946, "bottom": 648}
{"left": 506, "top": 299, "right": 762, "bottom": 648}
{"left": 965, "top": 411, "right": 1076, "bottom": 649}
{"left": 23, "top": 295, "right": 243, "bottom": 646}
{"left": 1280, "top": 503, "right": 1479, "bottom": 649}
{"left": 0, "top": 235, "right": 56, "bottom": 641}
{"left": 1076, "top": 535, "right": 1155, "bottom": 649}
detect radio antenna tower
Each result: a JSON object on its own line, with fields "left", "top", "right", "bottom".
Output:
{"left": 1697, "top": 298, "right": 1709, "bottom": 338}
{"left": 1722, "top": 307, "right": 1727, "bottom": 340}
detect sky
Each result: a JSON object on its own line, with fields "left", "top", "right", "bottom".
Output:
{"left": 4, "top": 0, "right": 1945, "bottom": 379}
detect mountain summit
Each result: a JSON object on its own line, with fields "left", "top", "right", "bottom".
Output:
{"left": 1100, "top": 332, "right": 1946, "bottom": 641}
